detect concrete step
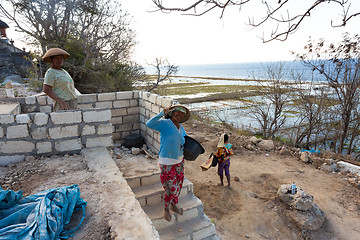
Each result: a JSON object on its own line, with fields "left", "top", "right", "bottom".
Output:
{"left": 142, "top": 193, "right": 204, "bottom": 231}
{"left": 158, "top": 215, "right": 216, "bottom": 240}
{"left": 132, "top": 178, "right": 193, "bottom": 207}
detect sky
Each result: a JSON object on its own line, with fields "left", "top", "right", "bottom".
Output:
{"left": 3, "top": 0, "right": 360, "bottom": 66}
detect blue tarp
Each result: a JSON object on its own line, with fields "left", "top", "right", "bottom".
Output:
{"left": 0, "top": 185, "right": 86, "bottom": 239}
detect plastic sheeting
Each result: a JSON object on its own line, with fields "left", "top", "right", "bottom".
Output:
{"left": 0, "top": 185, "right": 86, "bottom": 239}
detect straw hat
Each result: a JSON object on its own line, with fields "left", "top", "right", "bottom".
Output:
{"left": 165, "top": 105, "right": 190, "bottom": 123}
{"left": 42, "top": 48, "right": 70, "bottom": 62}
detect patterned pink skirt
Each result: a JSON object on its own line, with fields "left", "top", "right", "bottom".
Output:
{"left": 159, "top": 160, "right": 184, "bottom": 208}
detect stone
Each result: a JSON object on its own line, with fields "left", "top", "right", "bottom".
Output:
{"left": 320, "top": 163, "right": 339, "bottom": 173}
{"left": 30, "top": 127, "right": 49, "bottom": 140}
{"left": 258, "top": 140, "right": 274, "bottom": 151}
{"left": 16, "top": 114, "right": 31, "bottom": 124}
{"left": 300, "top": 151, "right": 312, "bottom": 163}
{"left": 34, "top": 113, "right": 49, "bottom": 126}
{"left": 131, "top": 147, "right": 141, "bottom": 155}
{"left": 50, "top": 111, "right": 82, "bottom": 124}
{"left": 249, "top": 136, "right": 260, "bottom": 145}
{"left": 6, "top": 125, "right": 29, "bottom": 139}
{"left": 277, "top": 184, "right": 313, "bottom": 211}
{"left": 287, "top": 204, "right": 325, "bottom": 231}
{"left": 83, "top": 110, "right": 111, "bottom": 122}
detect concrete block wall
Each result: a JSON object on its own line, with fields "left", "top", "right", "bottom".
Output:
{"left": 8, "top": 91, "right": 141, "bottom": 141}
{"left": 139, "top": 92, "right": 174, "bottom": 154}
{"left": 0, "top": 109, "right": 113, "bottom": 166}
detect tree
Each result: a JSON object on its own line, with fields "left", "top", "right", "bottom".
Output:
{"left": 0, "top": 0, "right": 140, "bottom": 93}
{"left": 0, "top": 0, "right": 135, "bottom": 63}
{"left": 141, "top": 58, "right": 178, "bottom": 93}
{"left": 246, "top": 63, "right": 288, "bottom": 139}
{"left": 151, "top": 0, "right": 359, "bottom": 42}
{"left": 295, "top": 33, "right": 360, "bottom": 154}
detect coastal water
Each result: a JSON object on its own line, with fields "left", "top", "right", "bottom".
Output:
{"left": 175, "top": 61, "right": 325, "bottom": 81}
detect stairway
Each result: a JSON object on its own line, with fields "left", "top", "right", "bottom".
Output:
{"left": 125, "top": 171, "right": 219, "bottom": 240}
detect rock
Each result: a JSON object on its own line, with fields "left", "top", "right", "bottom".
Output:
{"left": 131, "top": 147, "right": 141, "bottom": 155}
{"left": 320, "top": 163, "right": 339, "bottom": 173}
{"left": 4, "top": 75, "right": 24, "bottom": 85}
{"left": 287, "top": 204, "right": 325, "bottom": 231}
{"left": 277, "top": 184, "right": 313, "bottom": 211}
{"left": 300, "top": 152, "right": 313, "bottom": 163}
{"left": 234, "top": 176, "right": 240, "bottom": 182}
{"left": 249, "top": 136, "right": 260, "bottom": 145}
{"left": 324, "top": 158, "right": 336, "bottom": 165}
{"left": 245, "top": 143, "right": 255, "bottom": 151}
{"left": 258, "top": 140, "right": 274, "bottom": 151}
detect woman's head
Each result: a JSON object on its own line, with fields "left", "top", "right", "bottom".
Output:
{"left": 165, "top": 105, "right": 190, "bottom": 123}
{"left": 42, "top": 48, "right": 70, "bottom": 69}
{"left": 224, "top": 134, "right": 229, "bottom": 143}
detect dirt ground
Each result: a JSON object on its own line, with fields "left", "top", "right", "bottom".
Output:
{"left": 0, "top": 111, "right": 360, "bottom": 239}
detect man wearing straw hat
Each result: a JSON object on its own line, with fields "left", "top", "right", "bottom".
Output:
{"left": 146, "top": 105, "right": 190, "bottom": 221}
{"left": 42, "top": 48, "right": 79, "bottom": 111}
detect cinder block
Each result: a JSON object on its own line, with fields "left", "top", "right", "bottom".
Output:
{"left": 129, "top": 99, "right": 138, "bottom": 107}
{"left": 176, "top": 207, "right": 199, "bottom": 222}
{"left": 86, "top": 136, "right": 113, "bottom": 148}
{"left": 111, "top": 108, "right": 127, "bottom": 117}
{"left": 152, "top": 105, "right": 160, "bottom": 113}
{"left": 141, "top": 174, "right": 160, "bottom": 187}
{"left": 95, "top": 101, "right": 112, "bottom": 108}
{"left": 123, "top": 115, "right": 139, "bottom": 124}
{"left": 0, "top": 141, "right": 35, "bottom": 153}
{"left": 36, "top": 96, "right": 47, "bottom": 105}
{"left": 192, "top": 223, "right": 215, "bottom": 240}
{"left": 78, "top": 104, "right": 93, "bottom": 109}
{"left": 34, "top": 113, "right": 49, "bottom": 126}
{"left": 30, "top": 127, "right": 49, "bottom": 140}
{"left": 116, "top": 91, "right": 133, "bottom": 100}
{"left": 78, "top": 94, "right": 97, "bottom": 103}
{"left": 146, "top": 194, "right": 162, "bottom": 206}
{"left": 46, "top": 96, "right": 54, "bottom": 104}
{"left": 7, "top": 125, "right": 29, "bottom": 139}
{"left": 82, "top": 125, "right": 96, "bottom": 135}
{"left": 55, "top": 138, "right": 82, "bottom": 152}
{"left": 16, "top": 114, "right": 31, "bottom": 124}
{"left": 149, "top": 94, "right": 157, "bottom": 103}
{"left": 127, "top": 107, "right": 140, "bottom": 115}
{"left": 83, "top": 109, "right": 111, "bottom": 122}
{"left": 25, "top": 96, "right": 36, "bottom": 104}
{"left": 133, "top": 91, "right": 139, "bottom": 99}
{"left": 145, "top": 101, "right": 152, "bottom": 111}
{"left": 110, "top": 117, "right": 122, "bottom": 125}
{"left": 22, "top": 105, "right": 36, "bottom": 113}
{"left": 116, "top": 124, "right": 132, "bottom": 131}
{"left": 49, "top": 125, "right": 79, "bottom": 139}
{"left": 98, "top": 123, "right": 113, "bottom": 135}
{"left": 113, "top": 100, "right": 130, "bottom": 108}
{"left": 112, "top": 132, "right": 120, "bottom": 140}
{"left": 156, "top": 96, "right": 162, "bottom": 105}
{"left": 50, "top": 111, "right": 82, "bottom": 124}
{"left": 36, "top": 142, "right": 52, "bottom": 154}
{"left": 0, "top": 114, "right": 14, "bottom": 124}
{"left": 139, "top": 99, "right": 144, "bottom": 108}
{"left": 39, "top": 105, "right": 52, "bottom": 113}
{"left": 161, "top": 98, "right": 173, "bottom": 108}
{"left": 98, "top": 92, "right": 116, "bottom": 101}
{"left": 139, "top": 107, "right": 145, "bottom": 116}
{"left": 133, "top": 122, "right": 140, "bottom": 130}
{"left": 0, "top": 127, "right": 3, "bottom": 138}
{"left": 138, "top": 198, "right": 146, "bottom": 207}
{"left": 127, "top": 178, "right": 141, "bottom": 189}
{"left": 0, "top": 155, "right": 25, "bottom": 167}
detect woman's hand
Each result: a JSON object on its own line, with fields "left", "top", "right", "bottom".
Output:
{"left": 58, "top": 99, "right": 70, "bottom": 110}
{"left": 163, "top": 106, "right": 171, "bottom": 115}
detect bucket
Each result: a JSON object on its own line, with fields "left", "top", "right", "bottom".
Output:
{"left": 183, "top": 136, "right": 205, "bottom": 161}
{"left": 124, "top": 133, "right": 144, "bottom": 148}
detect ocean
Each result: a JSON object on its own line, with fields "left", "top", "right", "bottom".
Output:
{"left": 173, "top": 61, "right": 325, "bottom": 81}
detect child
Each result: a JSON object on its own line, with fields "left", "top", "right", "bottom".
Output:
{"left": 215, "top": 133, "right": 234, "bottom": 188}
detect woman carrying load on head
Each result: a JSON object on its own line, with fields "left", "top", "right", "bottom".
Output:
{"left": 215, "top": 133, "right": 234, "bottom": 188}
{"left": 42, "top": 48, "right": 80, "bottom": 111}
{"left": 146, "top": 105, "right": 191, "bottom": 221}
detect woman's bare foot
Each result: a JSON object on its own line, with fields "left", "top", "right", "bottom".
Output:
{"left": 164, "top": 208, "right": 171, "bottom": 221}
{"left": 170, "top": 204, "right": 183, "bottom": 215}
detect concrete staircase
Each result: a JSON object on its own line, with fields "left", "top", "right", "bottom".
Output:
{"left": 125, "top": 171, "right": 219, "bottom": 240}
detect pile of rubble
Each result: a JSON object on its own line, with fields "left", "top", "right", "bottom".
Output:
{"left": 277, "top": 184, "right": 325, "bottom": 233}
